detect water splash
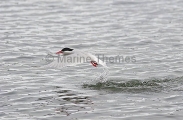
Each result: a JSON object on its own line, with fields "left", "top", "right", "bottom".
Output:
{"left": 93, "top": 68, "right": 109, "bottom": 82}
{"left": 83, "top": 77, "right": 183, "bottom": 93}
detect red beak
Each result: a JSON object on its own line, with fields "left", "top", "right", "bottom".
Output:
{"left": 56, "top": 51, "right": 63, "bottom": 54}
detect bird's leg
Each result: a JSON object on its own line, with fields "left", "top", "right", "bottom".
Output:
{"left": 91, "top": 61, "right": 98, "bottom": 67}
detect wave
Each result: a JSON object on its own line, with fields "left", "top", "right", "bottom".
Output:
{"left": 82, "top": 77, "right": 183, "bottom": 93}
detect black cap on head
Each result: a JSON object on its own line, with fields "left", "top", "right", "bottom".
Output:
{"left": 61, "top": 48, "right": 73, "bottom": 51}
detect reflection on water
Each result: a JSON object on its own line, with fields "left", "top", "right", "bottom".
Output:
{"left": 53, "top": 89, "right": 92, "bottom": 116}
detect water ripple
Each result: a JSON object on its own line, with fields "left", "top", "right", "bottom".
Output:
{"left": 1, "top": 0, "right": 183, "bottom": 119}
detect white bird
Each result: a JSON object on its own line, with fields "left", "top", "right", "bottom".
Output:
{"left": 44, "top": 48, "right": 108, "bottom": 69}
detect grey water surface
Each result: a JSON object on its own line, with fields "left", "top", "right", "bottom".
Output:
{"left": 1, "top": 0, "right": 183, "bottom": 120}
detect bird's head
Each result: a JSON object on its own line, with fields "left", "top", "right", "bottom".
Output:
{"left": 56, "top": 48, "right": 74, "bottom": 55}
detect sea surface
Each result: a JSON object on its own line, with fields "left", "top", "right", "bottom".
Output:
{"left": 1, "top": 0, "right": 183, "bottom": 120}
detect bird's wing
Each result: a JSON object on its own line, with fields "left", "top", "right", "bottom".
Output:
{"left": 43, "top": 51, "right": 88, "bottom": 68}
{"left": 43, "top": 50, "right": 108, "bottom": 69}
